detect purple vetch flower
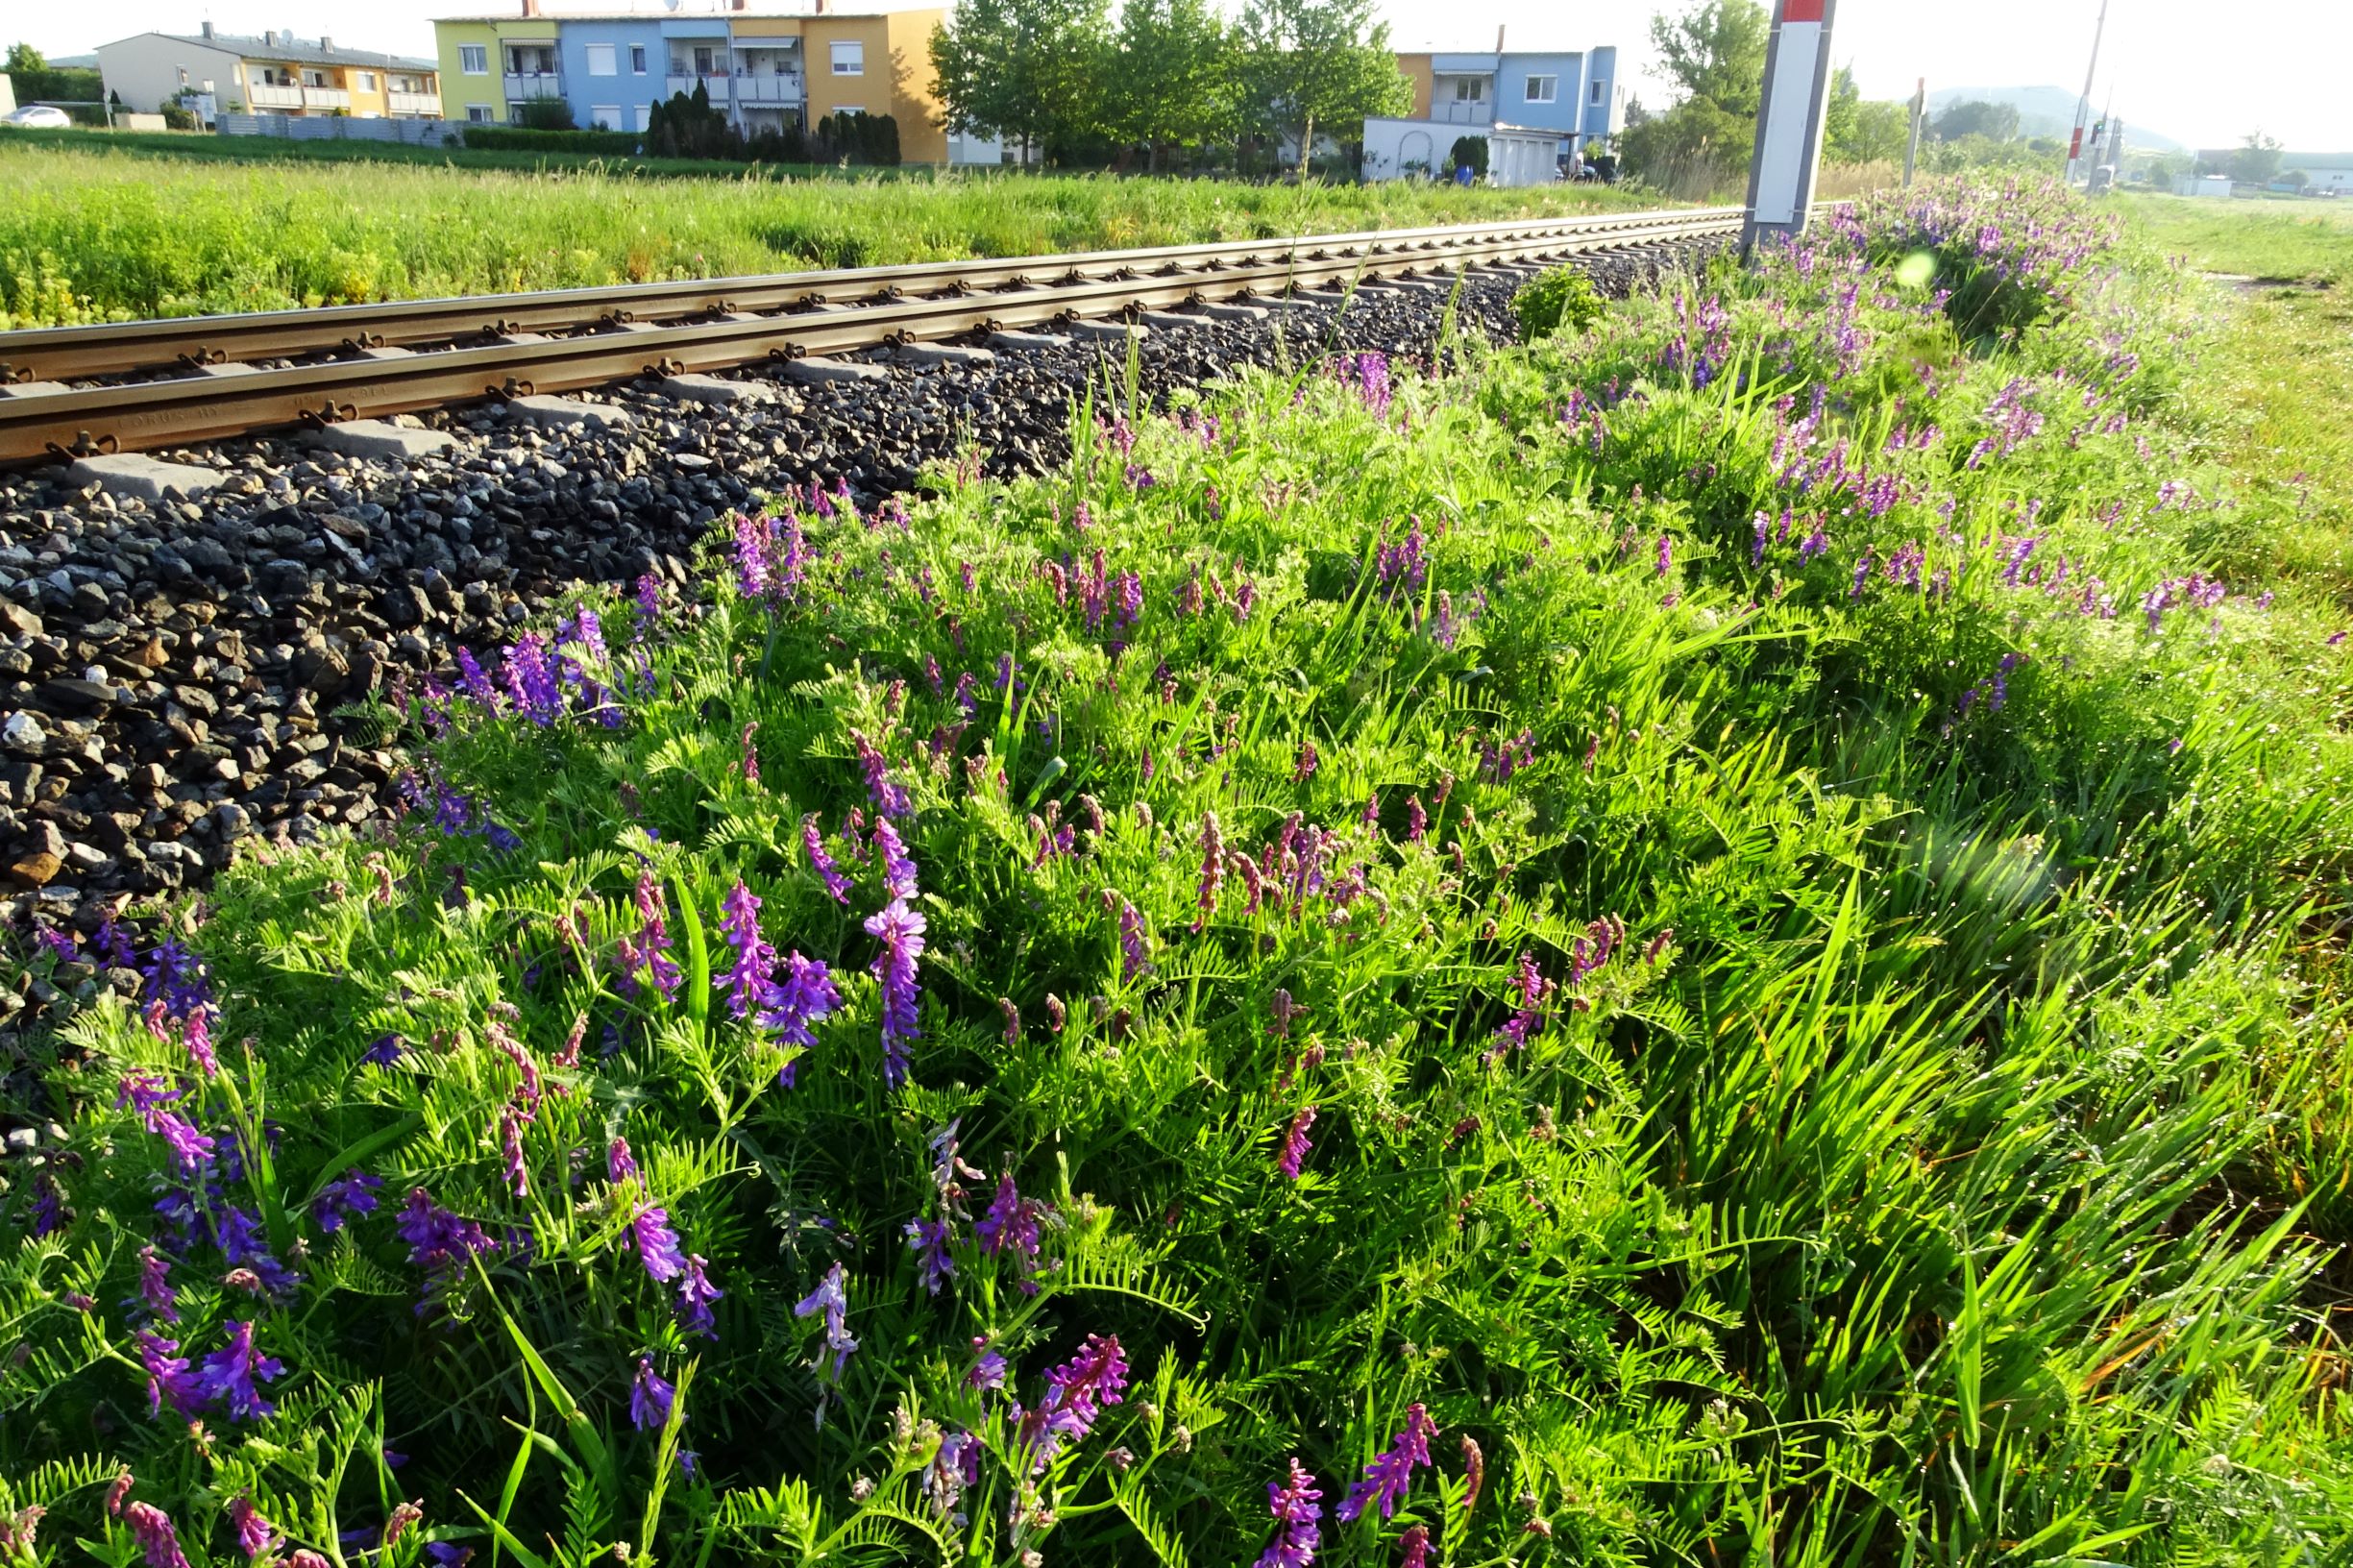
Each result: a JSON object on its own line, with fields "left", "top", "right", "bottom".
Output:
{"left": 739, "top": 722, "right": 761, "bottom": 783}
{"left": 226, "top": 1496, "right": 279, "bottom": 1560}
{"left": 195, "top": 1319, "right": 284, "bottom": 1423}
{"left": 1277, "top": 1107, "right": 1317, "bottom": 1180}
{"left": 967, "top": 1346, "right": 1008, "bottom": 1390}
{"left": 147, "top": 1108, "right": 217, "bottom": 1178}
{"left": 1259, "top": 1458, "right": 1323, "bottom": 1568}
{"left": 122, "top": 1503, "right": 192, "bottom": 1568}
{"left": 1193, "top": 812, "right": 1225, "bottom": 930}
{"left": 138, "top": 1330, "right": 203, "bottom": 1418}
{"left": 676, "top": 1254, "right": 723, "bottom": 1338}
{"left": 499, "top": 1105, "right": 528, "bottom": 1197}
{"left": 455, "top": 649, "right": 501, "bottom": 711}
{"left": 396, "top": 1188, "right": 500, "bottom": 1306}
{"left": 361, "top": 1034, "right": 405, "bottom": 1068}
{"left": 976, "top": 1170, "right": 1043, "bottom": 1264}
{"left": 865, "top": 898, "right": 926, "bottom": 1089}
{"left": 617, "top": 870, "right": 683, "bottom": 1002}
{"left": 630, "top": 1357, "right": 676, "bottom": 1432}
{"left": 312, "top": 1169, "right": 384, "bottom": 1234}
{"left": 1399, "top": 1525, "right": 1431, "bottom": 1567}
{"left": 904, "top": 1216, "right": 954, "bottom": 1294}
{"left": 802, "top": 816, "right": 852, "bottom": 904}
{"left": 1016, "top": 1333, "right": 1129, "bottom": 1471}
{"left": 630, "top": 1203, "right": 687, "bottom": 1285}
{"left": 1336, "top": 1403, "right": 1437, "bottom": 1522}
{"left": 871, "top": 817, "right": 918, "bottom": 901}
{"left": 608, "top": 1136, "right": 639, "bottom": 1184}
{"left": 851, "top": 729, "right": 913, "bottom": 819}
{"left": 795, "top": 1261, "right": 859, "bottom": 1380}
{"left": 499, "top": 632, "right": 564, "bottom": 725}
{"left": 756, "top": 952, "right": 843, "bottom": 1072}
{"left": 716, "top": 879, "right": 775, "bottom": 1020}
{"left": 1116, "top": 897, "right": 1150, "bottom": 983}
{"left": 1655, "top": 533, "right": 1674, "bottom": 577}
{"left": 135, "top": 1245, "right": 180, "bottom": 1323}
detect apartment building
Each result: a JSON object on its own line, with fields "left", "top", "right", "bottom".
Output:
{"left": 432, "top": 4, "right": 960, "bottom": 162}
{"left": 97, "top": 25, "right": 441, "bottom": 122}
{"left": 1393, "top": 37, "right": 1623, "bottom": 148}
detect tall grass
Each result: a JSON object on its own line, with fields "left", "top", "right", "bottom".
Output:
{"left": 4, "top": 177, "right": 2350, "bottom": 1565}
{"left": 0, "top": 141, "right": 1660, "bottom": 327}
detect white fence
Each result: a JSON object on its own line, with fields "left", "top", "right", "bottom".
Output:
{"left": 218, "top": 113, "right": 462, "bottom": 146}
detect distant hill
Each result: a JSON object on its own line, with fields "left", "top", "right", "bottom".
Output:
{"left": 1924, "top": 85, "right": 2187, "bottom": 152}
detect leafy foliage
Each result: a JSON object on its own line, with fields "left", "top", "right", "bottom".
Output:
{"left": 6, "top": 178, "right": 2353, "bottom": 1566}
{"left": 1510, "top": 263, "right": 1605, "bottom": 342}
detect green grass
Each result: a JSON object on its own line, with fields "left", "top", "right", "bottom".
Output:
{"left": 7, "top": 177, "right": 2353, "bottom": 1566}
{"left": 0, "top": 125, "right": 889, "bottom": 182}
{"left": 0, "top": 138, "right": 1663, "bottom": 327}
{"left": 2117, "top": 192, "right": 2353, "bottom": 596}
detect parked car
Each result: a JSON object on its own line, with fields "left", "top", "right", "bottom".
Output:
{"left": 0, "top": 106, "right": 73, "bottom": 129}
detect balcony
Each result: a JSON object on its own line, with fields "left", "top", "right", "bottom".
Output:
{"left": 387, "top": 90, "right": 442, "bottom": 115}
{"left": 303, "top": 86, "right": 352, "bottom": 110}
{"left": 1432, "top": 100, "right": 1494, "bottom": 125}
{"left": 667, "top": 72, "right": 733, "bottom": 99}
{"left": 248, "top": 83, "right": 304, "bottom": 110}
{"left": 734, "top": 73, "right": 803, "bottom": 104}
{"left": 503, "top": 71, "right": 565, "bottom": 100}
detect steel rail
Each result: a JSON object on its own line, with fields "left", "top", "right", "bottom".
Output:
{"left": 0, "top": 206, "right": 1739, "bottom": 382}
{"left": 0, "top": 211, "right": 1735, "bottom": 465}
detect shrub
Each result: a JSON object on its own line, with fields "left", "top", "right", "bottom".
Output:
{"left": 1448, "top": 133, "right": 1487, "bottom": 178}
{"left": 1510, "top": 262, "right": 1605, "bottom": 341}
{"left": 513, "top": 96, "right": 579, "bottom": 132}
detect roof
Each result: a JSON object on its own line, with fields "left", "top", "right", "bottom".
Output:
{"left": 118, "top": 31, "right": 437, "bottom": 70}
{"left": 429, "top": 6, "right": 929, "bottom": 19}
{"left": 2280, "top": 152, "right": 2353, "bottom": 168}
{"left": 1394, "top": 41, "right": 1605, "bottom": 58}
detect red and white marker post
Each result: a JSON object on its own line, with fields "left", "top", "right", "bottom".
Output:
{"left": 1741, "top": 0, "right": 1840, "bottom": 257}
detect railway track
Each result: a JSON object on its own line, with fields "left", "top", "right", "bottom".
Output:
{"left": 0, "top": 206, "right": 1737, "bottom": 468}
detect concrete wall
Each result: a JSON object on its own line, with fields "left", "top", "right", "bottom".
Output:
{"left": 561, "top": 18, "right": 666, "bottom": 132}
{"left": 435, "top": 21, "right": 506, "bottom": 123}
{"left": 1581, "top": 45, "right": 1621, "bottom": 142}
{"left": 97, "top": 35, "right": 249, "bottom": 117}
{"left": 220, "top": 112, "right": 460, "bottom": 145}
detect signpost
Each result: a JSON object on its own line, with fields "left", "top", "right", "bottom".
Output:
{"left": 1741, "top": 0, "right": 1839, "bottom": 257}
{"left": 1903, "top": 77, "right": 1925, "bottom": 187}
{"left": 2063, "top": 0, "right": 2113, "bottom": 187}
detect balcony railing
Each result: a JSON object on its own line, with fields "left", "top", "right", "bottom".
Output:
{"left": 248, "top": 83, "right": 304, "bottom": 109}
{"left": 1432, "top": 100, "right": 1494, "bottom": 125}
{"left": 303, "top": 86, "right": 351, "bottom": 110}
{"left": 668, "top": 72, "right": 733, "bottom": 98}
{"left": 503, "top": 70, "right": 565, "bottom": 99}
{"left": 734, "top": 73, "right": 803, "bottom": 103}
{"left": 387, "top": 91, "right": 442, "bottom": 115}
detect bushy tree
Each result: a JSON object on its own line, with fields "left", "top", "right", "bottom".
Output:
{"left": 1649, "top": 0, "right": 1768, "bottom": 119}
{"left": 515, "top": 96, "right": 577, "bottom": 131}
{"left": 1105, "top": 0, "right": 1237, "bottom": 171}
{"left": 1932, "top": 99, "right": 2020, "bottom": 143}
{"left": 1825, "top": 69, "right": 1909, "bottom": 165}
{"left": 646, "top": 81, "right": 737, "bottom": 159}
{"left": 930, "top": 0, "right": 1113, "bottom": 166}
{"left": 1238, "top": 0, "right": 1409, "bottom": 174}
{"left": 4, "top": 41, "right": 46, "bottom": 72}
{"left": 2228, "top": 131, "right": 2284, "bottom": 184}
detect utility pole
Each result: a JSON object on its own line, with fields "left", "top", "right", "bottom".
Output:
{"left": 1903, "top": 76, "right": 1924, "bottom": 186}
{"left": 1741, "top": 0, "right": 1839, "bottom": 257}
{"left": 2063, "top": 0, "right": 2112, "bottom": 187}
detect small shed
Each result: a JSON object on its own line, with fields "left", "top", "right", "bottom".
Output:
{"left": 1483, "top": 122, "right": 1562, "bottom": 187}
{"left": 1360, "top": 115, "right": 1560, "bottom": 185}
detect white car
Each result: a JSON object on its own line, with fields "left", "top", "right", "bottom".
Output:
{"left": 1, "top": 106, "right": 73, "bottom": 129}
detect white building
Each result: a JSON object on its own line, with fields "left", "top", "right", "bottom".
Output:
{"left": 1361, "top": 117, "right": 1561, "bottom": 186}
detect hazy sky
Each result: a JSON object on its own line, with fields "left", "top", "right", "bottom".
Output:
{"left": 22, "top": 0, "right": 2353, "bottom": 150}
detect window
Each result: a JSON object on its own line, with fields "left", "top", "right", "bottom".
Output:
{"left": 302, "top": 69, "right": 329, "bottom": 86}
{"left": 587, "top": 43, "right": 616, "bottom": 76}
{"left": 592, "top": 104, "right": 621, "bottom": 129}
{"left": 460, "top": 44, "right": 488, "bottom": 75}
{"left": 1590, "top": 78, "right": 1605, "bottom": 106}
{"left": 1453, "top": 76, "right": 1483, "bottom": 102}
{"left": 830, "top": 40, "right": 864, "bottom": 75}
{"left": 177, "top": 66, "right": 190, "bottom": 86}
{"left": 694, "top": 45, "right": 717, "bottom": 74}
{"left": 467, "top": 103, "right": 493, "bottom": 121}
{"left": 355, "top": 70, "right": 377, "bottom": 90}
{"left": 1523, "top": 74, "right": 1556, "bottom": 104}
{"left": 630, "top": 44, "right": 648, "bottom": 74}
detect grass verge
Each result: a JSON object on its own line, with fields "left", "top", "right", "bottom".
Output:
{"left": 0, "top": 140, "right": 1662, "bottom": 327}
{"left": 4, "top": 176, "right": 2350, "bottom": 1565}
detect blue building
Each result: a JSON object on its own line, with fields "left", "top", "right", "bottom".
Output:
{"left": 1387, "top": 36, "right": 1624, "bottom": 165}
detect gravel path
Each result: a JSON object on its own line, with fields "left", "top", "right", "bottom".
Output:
{"left": 0, "top": 239, "right": 1721, "bottom": 988}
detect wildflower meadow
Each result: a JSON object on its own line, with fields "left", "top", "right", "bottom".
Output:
{"left": 5, "top": 177, "right": 2351, "bottom": 1565}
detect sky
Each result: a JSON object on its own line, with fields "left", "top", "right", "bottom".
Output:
{"left": 20, "top": 0, "right": 2353, "bottom": 151}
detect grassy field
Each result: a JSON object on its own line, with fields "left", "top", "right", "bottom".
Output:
{"left": 0, "top": 126, "right": 896, "bottom": 182}
{"left": 9, "top": 177, "right": 2353, "bottom": 1564}
{"left": 2119, "top": 191, "right": 2353, "bottom": 591}
{"left": 0, "top": 139, "right": 1660, "bottom": 327}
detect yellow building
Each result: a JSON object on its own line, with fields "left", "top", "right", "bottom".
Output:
{"left": 429, "top": 5, "right": 957, "bottom": 161}
{"left": 97, "top": 25, "right": 440, "bottom": 120}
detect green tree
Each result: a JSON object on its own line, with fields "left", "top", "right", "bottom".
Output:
{"left": 1931, "top": 99, "right": 2020, "bottom": 143}
{"left": 1238, "top": 0, "right": 1409, "bottom": 174}
{"left": 1649, "top": 0, "right": 1769, "bottom": 120}
{"left": 1105, "top": 0, "right": 1237, "bottom": 171}
{"left": 5, "top": 42, "right": 47, "bottom": 73}
{"left": 930, "top": 0, "right": 1113, "bottom": 166}
{"left": 2228, "top": 131, "right": 2284, "bottom": 184}
{"left": 1822, "top": 68, "right": 1908, "bottom": 166}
